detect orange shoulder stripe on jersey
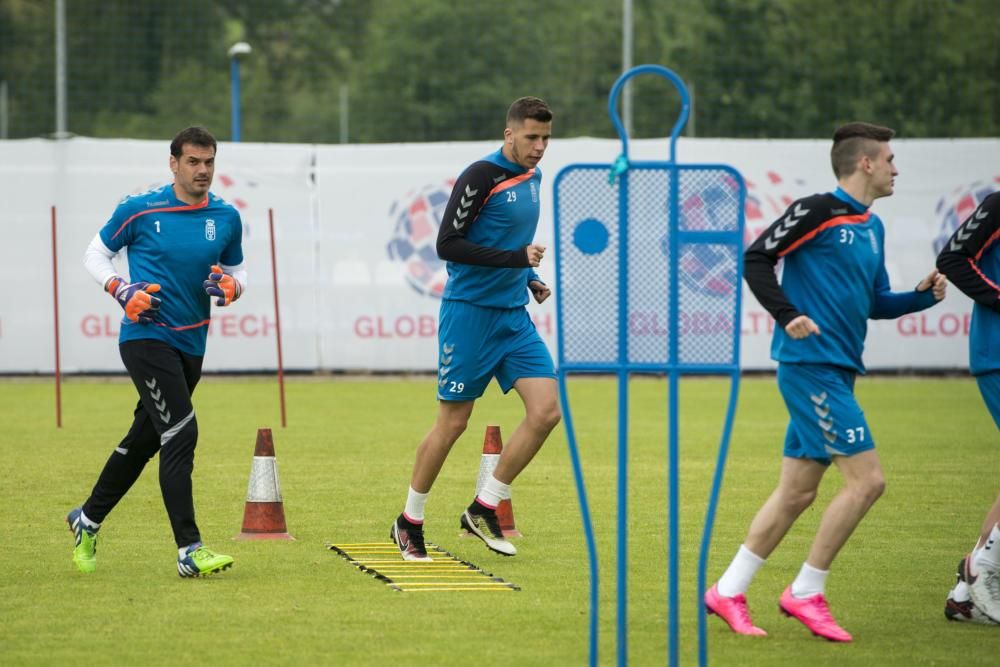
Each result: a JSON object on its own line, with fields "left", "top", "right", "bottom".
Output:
{"left": 973, "top": 227, "right": 1000, "bottom": 263}
{"left": 777, "top": 212, "right": 871, "bottom": 257}
{"left": 110, "top": 197, "right": 210, "bottom": 241}
{"left": 482, "top": 169, "right": 535, "bottom": 205}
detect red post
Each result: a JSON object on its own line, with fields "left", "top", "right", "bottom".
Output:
{"left": 51, "top": 206, "right": 62, "bottom": 428}
{"left": 268, "top": 208, "right": 287, "bottom": 428}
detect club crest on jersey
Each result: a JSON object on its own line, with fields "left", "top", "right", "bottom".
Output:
{"left": 205, "top": 219, "right": 216, "bottom": 241}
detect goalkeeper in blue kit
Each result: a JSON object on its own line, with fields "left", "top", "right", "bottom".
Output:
{"left": 66, "top": 127, "right": 245, "bottom": 577}
{"left": 937, "top": 190, "right": 1000, "bottom": 625}
{"left": 705, "top": 122, "right": 946, "bottom": 641}
{"left": 389, "top": 97, "right": 560, "bottom": 561}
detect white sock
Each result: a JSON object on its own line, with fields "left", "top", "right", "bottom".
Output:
{"left": 716, "top": 545, "right": 765, "bottom": 597}
{"left": 79, "top": 509, "right": 101, "bottom": 532}
{"left": 476, "top": 475, "right": 511, "bottom": 509}
{"left": 791, "top": 562, "right": 829, "bottom": 598}
{"left": 496, "top": 476, "right": 512, "bottom": 501}
{"left": 973, "top": 524, "right": 1000, "bottom": 572}
{"left": 403, "top": 486, "right": 429, "bottom": 524}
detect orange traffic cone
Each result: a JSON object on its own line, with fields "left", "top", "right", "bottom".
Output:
{"left": 475, "top": 425, "right": 521, "bottom": 537}
{"left": 234, "top": 428, "right": 294, "bottom": 540}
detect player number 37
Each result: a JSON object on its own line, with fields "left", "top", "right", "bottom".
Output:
{"left": 845, "top": 426, "right": 865, "bottom": 443}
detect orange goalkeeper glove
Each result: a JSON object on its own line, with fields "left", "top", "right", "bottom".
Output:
{"left": 105, "top": 276, "right": 161, "bottom": 324}
{"left": 203, "top": 265, "right": 242, "bottom": 306}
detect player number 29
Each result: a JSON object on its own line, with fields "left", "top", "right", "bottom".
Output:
{"left": 449, "top": 381, "right": 465, "bottom": 393}
{"left": 845, "top": 426, "right": 865, "bottom": 443}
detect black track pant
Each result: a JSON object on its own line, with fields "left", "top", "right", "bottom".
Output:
{"left": 82, "top": 339, "right": 204, "bottom": 548}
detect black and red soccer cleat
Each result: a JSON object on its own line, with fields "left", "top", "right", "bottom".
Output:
{"left": 390, "top": 514, "right": 433, "bottom": 562}
{"left": 946, "top": 555, "right": 999, "bottom": 625}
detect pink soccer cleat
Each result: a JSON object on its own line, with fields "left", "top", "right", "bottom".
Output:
{"left": 704, "top": 584, "right": 768, "bottom": 636}
{"left": 779, "top": 586, "right": 852, "bottom": 642}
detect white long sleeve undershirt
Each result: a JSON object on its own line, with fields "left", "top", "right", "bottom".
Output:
{"left": 83, "top": 233, "right": 247, "bottom": 294}
{"left": 83, "top": 233, "right": 118, "bottom": 289}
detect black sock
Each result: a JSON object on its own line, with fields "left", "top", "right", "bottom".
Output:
{"left": 468, "top": 499, "right": 494, "bottom": 516}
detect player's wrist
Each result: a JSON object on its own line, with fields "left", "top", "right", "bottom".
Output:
{"left": 104, "top": 275, "right": 125, "bottom": 297}
{"left": 776, "top": 311, "right": 803, "bottom": 329}
{"left": 520, "top": 246, "right": 531, "bottom": 267}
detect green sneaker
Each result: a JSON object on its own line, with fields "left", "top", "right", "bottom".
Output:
{"left": 66, "top": 507, "right": 98, "bottom": 573}
{"left": 177, "top": 543, "right": 234, "bottom": 577}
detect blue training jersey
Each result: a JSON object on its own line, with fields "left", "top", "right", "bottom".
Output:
{"left": 937, "top": 191, "right": 1000, "bottom": 375}
{"left": 98, "top": 184, "right": 244, "bottom": 356}
{"left": 745, "top": 187, "right": 937, "bottom": 373}
{"left": 436, "top": 148, "right": 544, "bottom": 309}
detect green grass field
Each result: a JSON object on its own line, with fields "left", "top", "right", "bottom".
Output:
{"left": 1, "top": 375, "right": 996, "bottom": 666}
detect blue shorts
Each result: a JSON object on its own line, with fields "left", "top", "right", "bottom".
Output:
{"left": 436, "top": 300, "right": 555, "bottom": 401}
{"left": 777, "top": 363, "right": 874, "bottom": 465}
{"left": 976, "top": 371, "right": 1000, "bottom": 430}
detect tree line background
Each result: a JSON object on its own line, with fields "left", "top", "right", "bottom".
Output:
{"left": 1, "top": 0, "right": 996, "bottom": 143}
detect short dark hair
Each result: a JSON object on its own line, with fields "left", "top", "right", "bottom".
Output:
{"left": 170, "top": 126, "right": 217, "bottom": 158}
{"left": 507, "top": 97, "right": 553, "bottom": 126}
{"left": 830, "top": 121, "right": 894, "bottom": 178}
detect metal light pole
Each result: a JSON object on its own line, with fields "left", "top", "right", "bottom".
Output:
{"left": 55, "top": 0, "right": 67, "bottom": 137}
{"left": 228, "top": 42, "right": 252, "bottom": 142}
{"left": 1, "top": 81, "right": 9, "bottom": 139}
{"left": 339, "top": 84, "right": 349, "bottom": 144}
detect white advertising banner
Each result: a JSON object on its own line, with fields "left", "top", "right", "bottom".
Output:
{"left": 1, "top": 136, "right": 996, "bottom": 373}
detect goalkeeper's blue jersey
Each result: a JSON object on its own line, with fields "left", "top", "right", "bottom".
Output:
{"left": 98, "top": 184, "right": 244, "bottom": 356}
{"left": 438, "top": 148, "right": 544, "bottom": 309}
{"left": 745, "top": 187, "right": 936, "bottom": 373}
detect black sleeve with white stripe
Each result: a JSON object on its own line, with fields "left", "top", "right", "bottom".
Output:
{"left": 936, "top": 192, "right": 1000, "bottom": 313}
{"left": 744, "top": 194, "right": 835, "bottom": 328}
{"left": 436, "top": 161, "right": 529, "bottom": 268}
